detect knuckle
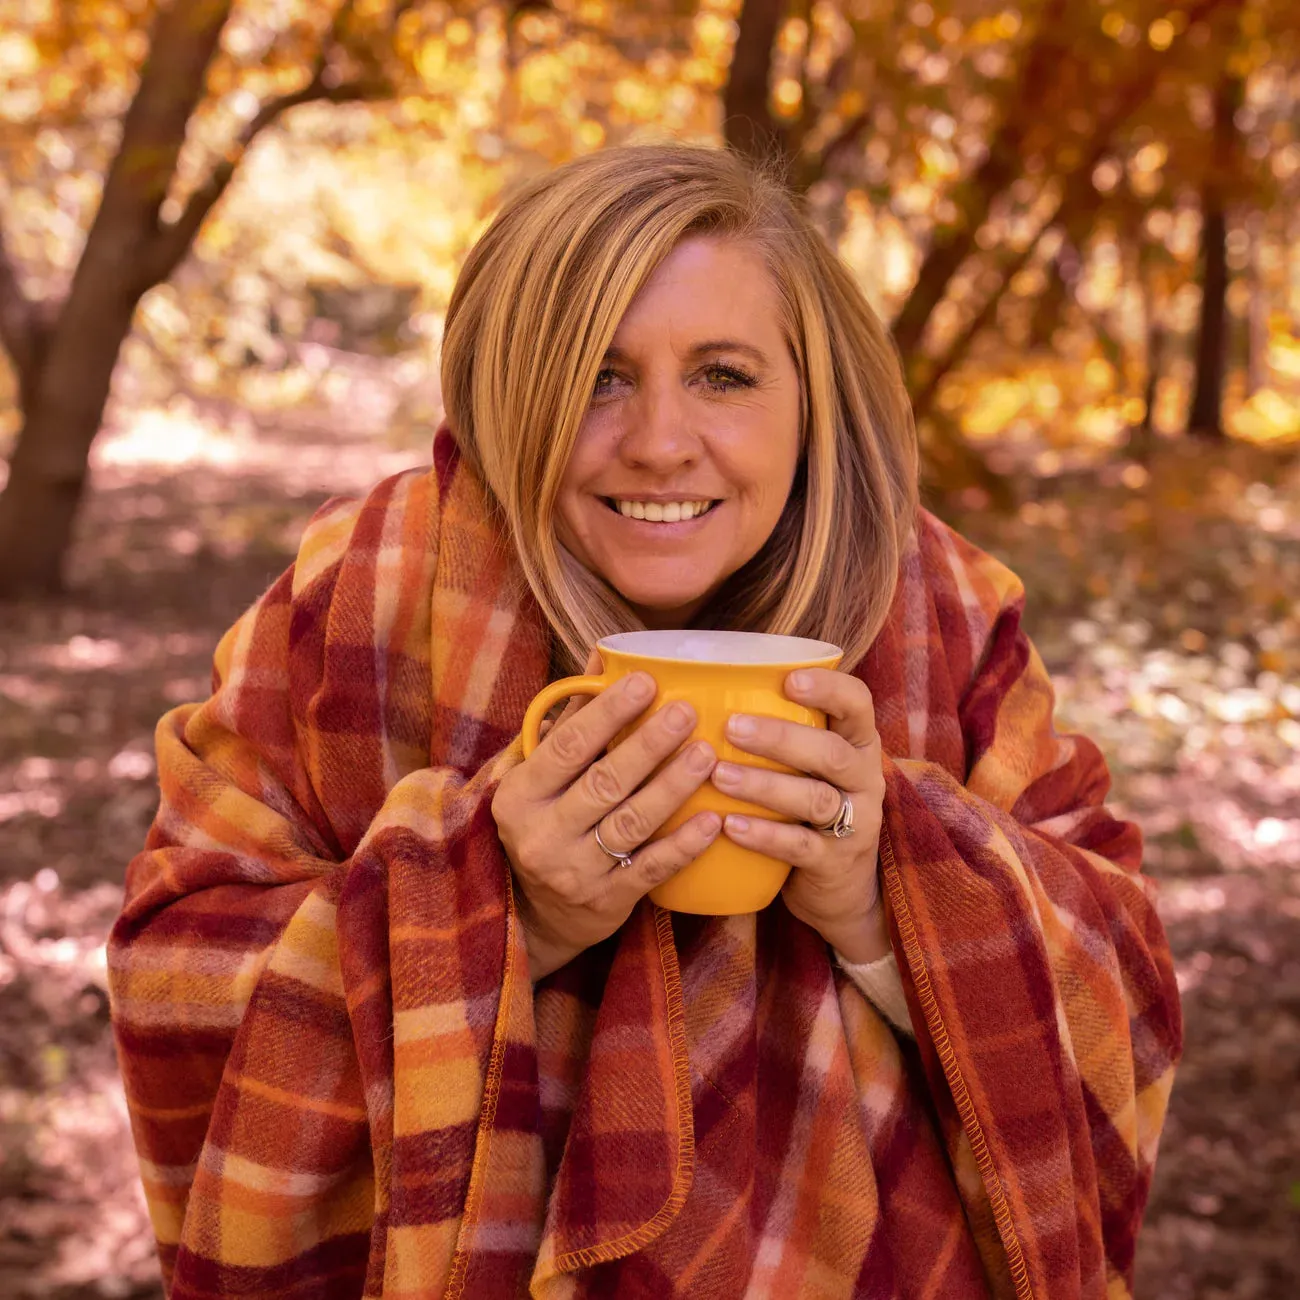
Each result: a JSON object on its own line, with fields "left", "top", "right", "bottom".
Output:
{"left": 829, "top": 737, "right": 858, "bottom": 781}
{"left": 552, "top": 868, "right": 585, "bottom": 902}
{"left": 640, "top": 848, "right": 678, "bottom": 885}
{"left": 813, "top": 782, "right": 843, "bottom": 825}
{"left": 549, "top": 724, "right": 586, "bottom": 765}
{"left": 582, "top": 760, "right": 626, "bottom": 805}
{"left": 798, "top": 824, "right": 822, "bottom": 857}
{"left": 511, "top": 835, "right": 542, "bottom": 878}
{"left": 609, "top": 802, "right": 652, "bottom": 845}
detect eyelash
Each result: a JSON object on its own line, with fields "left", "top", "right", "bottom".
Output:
{"left": 593, "top": 363, "right": 758, "bottom": 396}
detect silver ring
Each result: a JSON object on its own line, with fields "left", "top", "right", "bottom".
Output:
{"left": 593, "top": 820, "right": 636, "bottom": 869}
{"left": 810, "top": 790, "right": 856, "bottom": 839}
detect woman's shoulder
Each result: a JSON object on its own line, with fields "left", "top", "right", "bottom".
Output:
{"left": 902, "top": 507, "right": 1035, "bottom": 697}
{"left": 289, "top": 425, "right": 464, "bottom": 603}
{"left": 914, "top": 505, "right": 1027, "bottom": 623}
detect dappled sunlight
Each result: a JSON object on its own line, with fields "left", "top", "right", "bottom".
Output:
{"left": 92, "top": 405, "right": 254, "bottom": 471}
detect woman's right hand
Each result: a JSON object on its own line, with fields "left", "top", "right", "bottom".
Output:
{"left": 491, "top": 650, "right": 721, "bottom": 982}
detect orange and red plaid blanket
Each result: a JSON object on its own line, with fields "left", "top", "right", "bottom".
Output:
{"left": 108, "top": 425, "right": 1181, "bottom": 1299}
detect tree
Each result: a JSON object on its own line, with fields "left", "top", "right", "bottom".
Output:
{"left": 0, "top": 0, "right": 415, "bottom": 598}
{"left": 1188, "top": 65, "right": 1244, "bottom": 438}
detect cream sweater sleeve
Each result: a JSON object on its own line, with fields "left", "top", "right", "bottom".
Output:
{"left": 834, "top": 947, "right": 915, "bottom": 1036}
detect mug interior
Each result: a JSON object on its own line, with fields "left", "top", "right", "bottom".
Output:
{"left": 597, "top": 629, "right": 841, "bottom": 665}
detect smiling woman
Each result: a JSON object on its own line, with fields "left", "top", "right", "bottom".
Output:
{"left": 108, "top": 143, "right": 1181, "bottom": 1300}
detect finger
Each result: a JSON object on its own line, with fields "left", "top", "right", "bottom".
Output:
{"left": 782, "top": 669, "right": 879, "bottom": 749}
{"left": 578, "top": 732, "right": 717, "bottom": 858}
{"left": 601, "top": 809, "right": 723, "bottom": 905}
{"left": 528, "top": 667, "right": 659, "bottom": 800}
{"left": 720, "top": 812, "right": 828, "bottom": 870}
{"left": 724, "top": 708, "right": 865, "bottom": 792}
{"left": 555, "top": 692, "right": 708, "bottom": 839}
{"left": 709, "top": 760, "right": 845, "bottom": 829}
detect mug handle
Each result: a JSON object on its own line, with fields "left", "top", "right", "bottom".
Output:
{"left": 521, "top": 674, "right": 612, "bottom": 758}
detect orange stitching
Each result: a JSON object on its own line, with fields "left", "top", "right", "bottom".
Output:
{"left": 551, "top": 904, "right": 696, "bottom": 1271}
{"left": 880, "top": 824, "right": 1034, "bottom": 1300}
{"left": 443, "top": 866, "right": 518, "bottom": 1299}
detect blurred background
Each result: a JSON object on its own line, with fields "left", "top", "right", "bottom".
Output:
{"left": 0, "top": 0, "right": 1297, "bottom": 1296}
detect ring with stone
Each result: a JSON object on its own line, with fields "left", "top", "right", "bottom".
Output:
{"left": 593, "top": 820, "right": 636, "bottom": 869}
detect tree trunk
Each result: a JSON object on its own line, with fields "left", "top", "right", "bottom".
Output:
{"left": 1188, "top": 202, "right": 1228, "bottom": 438}
{"left": 1134, "top": 252, "right": 1164, "bottom": 467}
{"left": 0, "top": 0, "right": 233, "bottom": 597}
{"left": 1244, "top": 209, "right": 1267, "bottom": 397}
{"left": 0, "top": 296, "right": 138, "bottom": 594}
{"left": 1026, "top": 244, "right": 1070, "bottom": 349}
{"left": 1188, "top": 69, "right": 1241, "bottom": 440}
{"left": 723, "top": 0, "right": 788, "bottom": 169}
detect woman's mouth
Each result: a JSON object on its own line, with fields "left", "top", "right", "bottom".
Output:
{"left": 600, "top": 498, "right": 722, "bottom": 536}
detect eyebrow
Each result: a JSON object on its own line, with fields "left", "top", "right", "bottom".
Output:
{"left": 603, "top": 339, "right": 771, "bottom": 366}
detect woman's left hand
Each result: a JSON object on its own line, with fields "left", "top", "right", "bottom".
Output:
{"left": 712, "top": 668, "right": 890, "bottom": 965}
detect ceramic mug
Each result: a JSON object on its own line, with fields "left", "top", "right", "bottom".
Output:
{"left": 520, "top": 629, "right": 844, "bottom": 915}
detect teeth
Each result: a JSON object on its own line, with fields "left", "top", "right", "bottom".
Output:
{"left": 613, "top": 499, "right": 715, "bottom": 522}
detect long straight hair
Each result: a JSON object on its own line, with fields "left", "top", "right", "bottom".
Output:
{"left": 440, "top": 144, "right": 919, "bottom": 678}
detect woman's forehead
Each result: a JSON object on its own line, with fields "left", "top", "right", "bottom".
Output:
{"left": 608, "top": 238, "right": 783, "bottom": 349}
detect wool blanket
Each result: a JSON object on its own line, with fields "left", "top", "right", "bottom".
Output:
{"left": 108, "top": 424, "right": 1181, "bottom": 1299}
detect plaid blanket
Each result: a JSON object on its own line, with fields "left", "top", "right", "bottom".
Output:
{"left": 108, "top": 425, "right": 1181, "bottom": 1299}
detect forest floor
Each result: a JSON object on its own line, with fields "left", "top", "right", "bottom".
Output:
{"left": 1, "top": 358, "right": 1297, "bottom": 1299}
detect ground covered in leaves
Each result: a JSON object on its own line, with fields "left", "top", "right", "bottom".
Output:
{"left": 1, "top": 361, "right": 1297, "bottom": 1298}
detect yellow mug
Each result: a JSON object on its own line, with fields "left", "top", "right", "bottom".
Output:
{"left": 520, "top": 629, "right": 843, "bottom": 915}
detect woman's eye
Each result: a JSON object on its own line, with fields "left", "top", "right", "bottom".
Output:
{"left": 703, "top": 365, "right": 755, "bottom": 392}
{"left": 593, "top": 368, "right": 619, "bottom": 395}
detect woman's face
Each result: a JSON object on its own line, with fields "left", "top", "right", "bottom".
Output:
{"left": 554, "top": 236, "right": 802, "bottom": 629}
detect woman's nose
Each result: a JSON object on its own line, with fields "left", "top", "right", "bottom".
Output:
{"left": 616, "top": 378, "right": 700, "bottom": 466}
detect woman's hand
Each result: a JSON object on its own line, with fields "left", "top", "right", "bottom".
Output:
{"left": 710, "top": 668, "right": 890, "bottom": 965}
{"left": 491, "top": 649, "right": 722, "bottom": 982}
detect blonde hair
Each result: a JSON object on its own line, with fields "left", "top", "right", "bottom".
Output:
{"left": 440, "top": 143, "right": 919, "bottom": 679}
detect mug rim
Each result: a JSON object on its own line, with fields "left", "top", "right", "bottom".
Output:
{"left": 596, "top": 629, "right": 842, "bottom": 666}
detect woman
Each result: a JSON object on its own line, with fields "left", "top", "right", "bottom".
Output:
{"left": 108, "top": 144, "right": 1181, "bottom": 1299}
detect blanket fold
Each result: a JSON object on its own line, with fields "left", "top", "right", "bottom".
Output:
{"left": 108, "top": 426, "right": 1181, "bottom": 1299}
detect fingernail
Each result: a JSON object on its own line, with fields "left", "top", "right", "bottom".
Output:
{"left": 625, "top": 673, "right": 653, "bottom": 702}
{"left": 686, "top": 742, "right": 714, "bottom": 772}
{"left": 667, "top": 701, "right": 694, "bottom": 730}
{"left": 728, "top": 714, "right": 756, "bottom": 738}
{"left": 725, "top": 814, "right": 750, "bottom": 833}
{"left": 712, "top": 761, "right": 741, "bottom": 786}
{"left": 789, "top": 670, "right": 810, "bottom": 692}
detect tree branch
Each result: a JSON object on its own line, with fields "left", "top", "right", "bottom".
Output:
{"left": 893, "top": 0, "right": 1226, "bottom": 360}
{"left": 139, "top": 0, "right": 393, "bottom": 290}
{"left": 141, "top": 79, "right": 386, "bottom": 288}
{"left": 910, "top": 232, "right": 1048, "bottom": 422}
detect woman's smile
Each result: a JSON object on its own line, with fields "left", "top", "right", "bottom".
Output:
{"left": 596, "top": 494, "right": 724, "bottom": 538}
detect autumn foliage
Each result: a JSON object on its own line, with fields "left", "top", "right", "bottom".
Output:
{"left": 1, "top": 0, "right": 1299, "bottom": 596}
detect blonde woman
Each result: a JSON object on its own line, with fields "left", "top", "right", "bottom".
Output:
{"left": 109, "top": 144, "right": 1182, "bottom": 1300}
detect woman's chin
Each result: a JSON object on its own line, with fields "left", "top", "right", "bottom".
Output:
{"left": 620, "top": 590, "right": 710, "bottom": 628}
